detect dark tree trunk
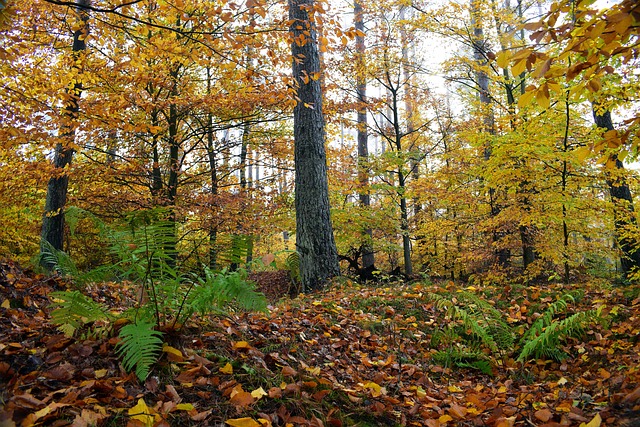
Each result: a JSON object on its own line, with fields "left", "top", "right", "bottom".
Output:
{"left": 40, "top": 0, "right": 90, "bottom": 270}
{"left": 593, "top": 109, "right": 640, "bottom": 279}
{"left": 355, "top": 0, "right": 374, "bottom": 269}
{"left": 289, "top": 0, "right": 339, "bottom": 291}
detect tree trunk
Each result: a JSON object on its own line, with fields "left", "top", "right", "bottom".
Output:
{"left": 40, "top": 0, "right": 90, "bottom": 270}
{"left": 470, "top": 0, "right": 509, "bottom": 268}
{"left": 289, "top": 0, "right": 339, "bottom": 291}
{"left": 593, "top": 109, "right": 640, "bottom": 279}
{"left": 355, "top": 0, "right": 374, "bottom": 269}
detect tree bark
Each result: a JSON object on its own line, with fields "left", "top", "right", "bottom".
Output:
{"left": 355, "top": 0, "right": 374, "bottom": 269}
{"left": 289, "top": 0, "right": 339, "bottom": 291}
{"left": 593, "top": 109, "right": 640, "bottom": 279}
{"left": 40, "top": 0, "right": 90, "bottom": 270}
{"left": 470, "top": 0, "right": 509, "bottom": 268}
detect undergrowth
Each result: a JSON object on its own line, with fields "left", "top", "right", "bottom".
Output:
{"left": 46, "top": 207, "right": 267, "bottom": 381}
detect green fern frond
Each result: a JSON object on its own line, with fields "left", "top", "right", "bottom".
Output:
{"left": 432, "top": 348, "right": 493, "bottom": 375}
{"left": 519, "top": 290, "right": 585, "bottom": 347}
{"left": 218, "top": 234, "right": 252, "bottom": 267}
{"left": 50, "top": 291, "right": 109, "bottom": 337}
{"left": 517, "top": 309, "right": 601, "bottom": 363}
{"left": 285, "top": 252, "right": 301, "bottom": 283}
{"left": 427, "top": 293, "right": 499, "bottom": 352}
{"left": 116, "top": 321, "right": 163, "bottom": 381}
{"left": 186, "top": 267, "right": 267, "bottom": 318}
{"left": 40, "top": 240, "right": 79, "bottom": 277}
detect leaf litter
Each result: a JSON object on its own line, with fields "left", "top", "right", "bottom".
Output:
{"left": 0, "top": 259, "right": 639, "bottom": 426}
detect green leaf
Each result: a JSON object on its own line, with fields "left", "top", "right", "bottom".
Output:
{"left": 116, "top": 321, "right": 163, "bottom": 381}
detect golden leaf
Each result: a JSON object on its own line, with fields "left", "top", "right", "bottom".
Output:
{"left": 128, "top": 399, "right": 158, "bottom": 427}
{"left": 251, "top": 387, "right": 268, "bottom": 400}
{"left": 511, "top": 58, "right": 528, "bottom": 76}
{"left": 220, "top": 363, "right": 233, "bottom": 374}
{"left": 496, "top": 50, "right": 511, "bottom": 69}
{"left": 226, "top": 417, "right": 261, "bottom": 427}
{"left": 579, "top": 413, "right": 601, "bottom": 427}
{"left": 362, "top": 381, "right": 382, "bottom": 397}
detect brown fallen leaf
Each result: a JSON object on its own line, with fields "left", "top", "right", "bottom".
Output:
{"left": 534, "top": 408, "right": 553, "bottom": 422}
{"left": 622, "top": 386, "right": 640, "bottom": 404}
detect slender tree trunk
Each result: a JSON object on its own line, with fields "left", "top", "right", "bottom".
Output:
{"left": 289, "top": 0, "right": 339, "bottom": 291}
{"left": 40, "top": 0, "right": 90, "bottom": 270}
{"left": 470, "top": 0, "right": 509, "bottom": 268}
{"left": 205, "top": 67, "right": 218, "bottom": 270}
{"left": 593, "top": 108, "right": 640, "bottom": 279}
{"left": 355, "top": 0, "right": 374, "bottom": 269}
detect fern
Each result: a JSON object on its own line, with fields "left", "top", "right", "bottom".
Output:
{"left": 185, "top": 267, "right": 267, "bottom": 320}
{"left": 285, "top": 251, "right": 301, "bottom": 284}
{"left": 427, "top": 293, "right": 499, "bottom": 353}
{"left": 517, "top": 308, "right": 602, "bottom": 362}
{"left": 40, "top": 241, "right": 79, "bottom": 278}
{"left": 50, "top": 290, "right": 110, "bottom": 337}
{"left": 519, "top": 290, "right": 583, "bottom": 347}
{"left": 116, "top": 321, "right": 164, "bottom": 381}
{"left": 432, "top": 348, "right": 493, "bottom": 375}
{"left": 218, "top": 234, "right": 252, "bottom": 267}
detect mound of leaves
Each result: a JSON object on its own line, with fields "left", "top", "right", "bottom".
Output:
{"left": 1, "top": 260, "right": 639, "bottom": 426}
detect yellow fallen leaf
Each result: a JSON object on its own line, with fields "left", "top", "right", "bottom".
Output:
{"left": 416, "top": 386, "right": 426, "bottom": 398}
{"left": 163, "top": 345, "right": 184, "bottom": 360}
{"left": 226, "top": 417, "right": 261, "bottom": 427}
{"left": 362, "top": 381, "right": 382, "bottom": 397}
{"left": 579, "top": 413, "right": 601, "bottom": 427}
{"left": 448, "top": 385, "right": 463, "bottom": 393}
{"left": 439, "top": 414, "right": 453, "bottom": 423}
{"left": 557, "top": 377, "right": 568, "bottom": 386}
{"left": 251, "top": 387, "right": 268, "bottom": 400}
{"left": 176, "top": 403, "right": 194, "bottom": 411}
{"left": 128, "top": 398, "right": 158, "bottom": 427}
{"left": 1, "top": 299, "right": 10, "bottom": 309}
{"left": 233, "top": 341, "right": 251, "bottom": 350}
{"left": 94, "top": 369, "right": 108, "bottom": 379}
{"left": 220, "top": 363, "right": 233, "bottom": 374}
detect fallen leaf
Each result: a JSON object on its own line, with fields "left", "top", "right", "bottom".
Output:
{"left": 128, "top": 398, "right": 158, "bottom": 427}
{"left": 163, "top": 345, "right": 184, "bottom": 362}
{"left": 251, "top": 387, "right": 268, "bottom": 400}
{"left": 579, "top": 413, "right": 601, "bottom": 427}
{"left": 233, "top": 341, "right": 251, "bottom": 350}
{"left": 534, "top": 408, "right": 553, "bottom": 422}
{"left": 281, "top": 366, "right": 297, "bottom": 377}
{"left": 439, "top": 414, "right": 453, "bottom": 423}
{"left": 230, "top": 391, "right": 255, "bottom": 408}
{"left": 175, "top": 403, "right": 194, "bottom": 411}
{"left": 362, "top": 381, "right": 383, "bottom": 397}
{"left": 226, "top": 417, "right": 261, "bottom": 427}
{"left": 220, "top": 363, "right": 233, "bottom": 374}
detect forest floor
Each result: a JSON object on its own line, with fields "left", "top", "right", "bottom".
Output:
{"left": 1, "top": 259, "right": 639, "bottom": 427}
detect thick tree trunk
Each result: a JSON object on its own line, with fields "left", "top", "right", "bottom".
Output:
{"left": 593, "top": 109, "right": 640, "bottom": 279}
{"left": 289, "top": 0, "right": 339, "bottom": 291}
{"left": 40, "top": 0, "right": 90, "bottom": 270}
{"left": 355, "top": 0, "right": 374, "bottom": 269}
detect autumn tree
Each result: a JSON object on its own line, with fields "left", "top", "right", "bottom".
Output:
{"left": 289, "top": 0, "right": 339, "bottom": 291}
{"left": 40, "top": 0, "right": 90, "bottom": 270}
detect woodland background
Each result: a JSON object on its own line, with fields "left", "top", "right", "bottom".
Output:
{"left": 0, "top": 0, "right": 638, "bottom": 285}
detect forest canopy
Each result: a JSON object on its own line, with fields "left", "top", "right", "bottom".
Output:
{"left": 0, "top": 0, "right": 639, "bottom": 283}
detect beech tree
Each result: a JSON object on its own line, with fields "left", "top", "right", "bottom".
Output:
{"left": 40, "top": 0, "right": 90, "bottom": 270}
{"left": 289, "top": 0, "right": 339, "bottom": 291}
